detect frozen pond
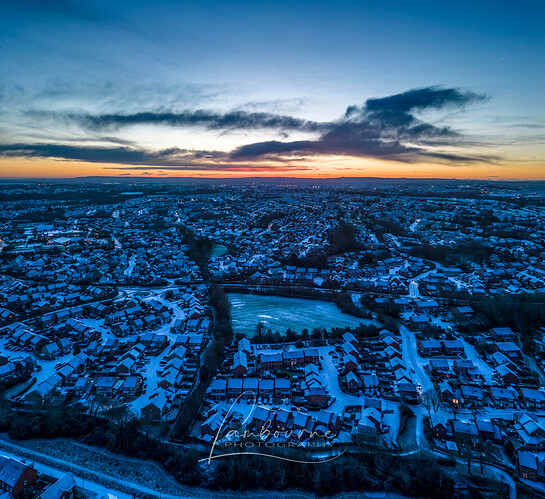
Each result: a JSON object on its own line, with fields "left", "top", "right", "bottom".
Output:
{"left": 228, "top": 293, "right": 373, "bottom": 337}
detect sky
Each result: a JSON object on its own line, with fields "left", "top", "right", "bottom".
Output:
{"left": 0, "top": 0, "right": 544, "bottom": 179}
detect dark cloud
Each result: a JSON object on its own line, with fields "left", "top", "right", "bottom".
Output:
{"left": 4, "top": 86, "right": 494, "bottom": 167}
{"left": 67, "top": 110, "right": 327, "bottom": 134}
{"left": 232, "top": 86, "right": 490, "bottom": 163}
{"left": 0, "top": 143, "right": 297, "bottom": 171}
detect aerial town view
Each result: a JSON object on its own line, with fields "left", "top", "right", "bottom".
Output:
{"left": 0, "top": 1, "right": 544, "bottom": 498}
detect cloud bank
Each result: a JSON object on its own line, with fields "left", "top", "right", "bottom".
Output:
{"left": 1, "top": 86, "right": 493, "bottom": 170}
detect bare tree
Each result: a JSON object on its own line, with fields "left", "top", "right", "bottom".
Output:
{"left": 421, "top": 390, "right": 440, "bottom": 420}
{"left": 456, "top": 433, "right": 476, "bottom": 475}
{"left": 468, "top": 403, "right": 487, "bottom": 474}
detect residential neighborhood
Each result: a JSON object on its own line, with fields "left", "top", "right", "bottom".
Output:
{"left": 0, "top": 179, "right": 545, "bottom": 497}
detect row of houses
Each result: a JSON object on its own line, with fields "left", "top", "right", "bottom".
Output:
{"left": 417, "top": 338, "right": 465, "bottom": 357}
{"left": 209, "top": 376, "right": 291, "bottom": 401}
{"left": 431, "top": 416, "right": 502, "bottom": 445}
{"left": 259, "top": 348, "right": 320, "bottom": 371}
{"left": 439, "top": 381, "right": 545, "bottom": 409}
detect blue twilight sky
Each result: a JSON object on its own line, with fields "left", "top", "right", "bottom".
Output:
{"left": 0, "top": 0, "right": 544, "bottom": 178}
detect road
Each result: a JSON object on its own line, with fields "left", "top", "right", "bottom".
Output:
{"left": 318, "top": 348, "right": 362, "bottom": 413}
{"left": 399, "top": 325, "right": 434, "bottom": 393}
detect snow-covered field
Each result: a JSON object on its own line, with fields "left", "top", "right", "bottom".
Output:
{"left": 228, "top": 293, "right": 373, "bottom": 337}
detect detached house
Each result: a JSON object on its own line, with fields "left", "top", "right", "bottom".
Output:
{"left": 0, "top": 456, "right": 37, "bottom": 498}
{"left": 417, "top": 339, "right": 442, "bottom": 356}
{"left": 520, "top": 388, "right": 545, "bottom": 411}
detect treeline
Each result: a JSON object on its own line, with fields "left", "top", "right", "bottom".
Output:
{"left": 463, "top": 292, "right": 545, "bottom": 355}
{"left": 253, "top": 211, "right": 286, "bottom": 229}
{"left": 250, "top": 322, "right": 381, "bottom": 345}
{"left": 410, "top": 242, "right": 491, "bottom": 264}
{"left": 206, "top": 451, "right": 470, "bottom": 498}
{"left": 329, "top": 220, "right": 360, "bottom": 254}
{"left": 0, "top": 396, "right": 499, "bottom": 497}
{"left": 0, "top": 398, "right": 202, "bottom": 484}
{"left": 335, "top": 291, "right": 371, "bottom": 318}
{"left": 180, "top": 226, "right": 213, "bottom": 267}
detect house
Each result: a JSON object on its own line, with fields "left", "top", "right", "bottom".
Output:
{"left": 315, "top": 410, "right": 341, "bottom": 433}
{"left": 304, "top": 348, "right": 319, "bottom": 365}
{"left": 251, "top": 406, "right": 275, "bottom": 430}
{"left": 121, "top": 376, "right": 141, "bottom": 396}
{"left": 394, "top": 368, "right": 412, "bottom": 384}
{"left": 238, "top": 338, "right": 251, "bottom": 356}
{"left": 490, "top": 327, "right": 516, "bottom": 342}
{"left": 306, "top": 386, "right": 327, "bottom": 405}
{"left": 274, "top": 408, "right": 293, "bottom": 432}
{"left": 227, "top": 378, "right": 243, "bottom": 398}
{"left": 259, "top": 379, "right": 274, "bottom": 400}
{"left": 73, "top": 376, "right": 93, "bottom": 397}
{"left": 259, "top": 352, "right": 283, "bottom": 370}
{"left": 142, "top": 391, "right": 169, "bottom": 421}
{"left": 496, "top": 364, "right": 519, "bottom": 385}
{"left": 343, "top": 354, "right": 358, "bottom": 373}
{"left": 520, "top": 388, "right": 545, "bottom": 411}
{"left": 115, "top": 357, "right": 136, "bottom": 375}
{"left": 441, "top": 340, "right": 465, "bottom": 356}
{"left": 453, "top": 359, "right": 475, "bottom": 375}
{"left": 452, "top": 420, "right": 479, "bottom": 445}
{"left": 427, "top": 359, "right": 451, "bottom": 376}
{"left": 233, "top": 351, "right": 248, "bottom": 377}
{"left": 439, "top": 381, "right": 454, "bottom": 403}
{"left": 341, "top": 342, "right": 359, "bottom": 358}
{"left": 518, "top": 450, "right": 544, "bottom": 482}
{"left": 242, "top": 378, "right": 258, "bottom": 399}
{"left": 417, "top": 339, "right": 442, "bottom": 356}
{"left": 515, "top": 413, "right": 545, "bottom": 446}
{"left": 40, "top": 473, "right": 77, "bottom": 499}
{"left": 379, "top": 329, "right": 396, "bottom": 343}
{"left": 274, "top": 378, "right": 291, "bottom": 398}
{"left": 476, "top": 420, "right": 502, "bottom": 443}
{"left": 342, "top": 332, "right": 360, "bottom": 350}
{"left": 360, "top": 406, "right": 382, "bottom": 433}
{"left": 490, "top": 386, "right": 518, "bottom": 408}
{"left": 209, "top": 379, "right": 227, "bottom": 400}
{"left": 451, "top": 306, "right": 474, "bottom": 319}
{"left": 409, "top": 314, "right": 431, "bottom": 329}
{"left": 382, "top": 335, "right": 401, "bottom": 351}
{"left": 491, "top": 351, "right": 517, "bottom": 371}
{"left": 430, "top": 414, "right": 451, "bottom": 440}
{"left": 0, "top": 455, "right": 38, "bottom": 497}
{"left": 495, "top": 342, "right": 522, "bottom": 360}
{"left": 158, "top": 369, "right": 178, "bottom": 390}
{"left": 415, "top": 299, "right": 439, "bottom": 312}
{"left": 96, "top": 376, "right": 118, "bottom": 397}
{"left": 42, "top": 342, "right": 61, "bottom": 360}
{"left": 398, "top": 382, "right": 419, "bottom": 404}
{"left": 362, "top": 373, "right": 379, "bottom": 392}
{"left": 346, "top": 371, "right": 360, "bottom": 393}
{"left": 293, "top": 412, "right": 312, "bottom": 434}
{"left": 283, "top": 350, "right": 304, "bottom": 369}
{"left": 201, "top": 407, "right": 231, "bottom": 440}
{"left": 460, "top": 385, "right": 484, "bottom": 406}
{"left": 383, "top": 346, "right": 402, "bottom": 360}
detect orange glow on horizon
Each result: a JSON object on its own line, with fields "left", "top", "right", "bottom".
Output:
{"left": 0, "top": 156, "right": 544, "bottom": 180}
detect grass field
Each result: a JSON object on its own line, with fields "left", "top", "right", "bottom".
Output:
{"left": 228, "top": 293, "right": 374, "bottom": 337}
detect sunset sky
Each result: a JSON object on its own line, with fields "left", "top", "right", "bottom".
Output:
{"left": 1, "top": 0, "right": 544, "bottom": 179}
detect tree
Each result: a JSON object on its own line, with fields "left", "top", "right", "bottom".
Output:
{"left": 456, "top": 433, "right": 476, "bottom": 475}
{"left": 421, "top": 390, "right": 440, "bottom": 421}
